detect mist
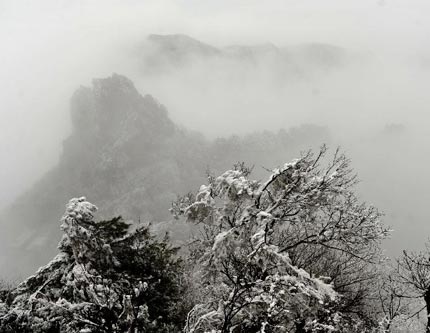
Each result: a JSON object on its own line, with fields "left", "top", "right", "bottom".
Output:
{"left": 1, "top": 0, "right": 430, "bottom": 261}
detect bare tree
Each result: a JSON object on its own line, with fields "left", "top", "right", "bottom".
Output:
{"left": 396, "top": 245, "right": 430, "bottom": 332}
{"left": 373, "top": 270, "right": 411, "bottom": 332}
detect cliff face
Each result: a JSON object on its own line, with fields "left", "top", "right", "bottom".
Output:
{"left": 59, "top": 74, "right": 193, "bottom": 222}
{"left": 0, "top": 74, "right": 330, "bottom": 278}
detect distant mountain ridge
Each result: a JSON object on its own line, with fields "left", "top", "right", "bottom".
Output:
{"left": 141, "top": 34, "right": 348, "bottom": 75}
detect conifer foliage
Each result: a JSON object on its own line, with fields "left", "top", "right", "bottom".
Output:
{"left": 0, "top": 197, "right": 183, "bottom": 333}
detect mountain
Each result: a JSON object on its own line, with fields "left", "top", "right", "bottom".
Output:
{"left": 139, "top": 34, "right": 348, "bottom": 77}
{"left": 0, "top": 74, "right": 330, "bottom": 278}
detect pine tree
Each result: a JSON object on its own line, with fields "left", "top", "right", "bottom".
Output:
{"left": 0, "top": 197, "right": 185, "bottom": 333}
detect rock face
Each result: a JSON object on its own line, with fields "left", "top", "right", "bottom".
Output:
{"left": 59, "top": 74, "right": 188, "bottom": 222}
{"left": 0, "top": 74, "right": 330, "bottom": 278}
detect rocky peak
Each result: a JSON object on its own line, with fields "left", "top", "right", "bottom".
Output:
{"left": 66, "top": 74, "right": 175, "bottom": 158}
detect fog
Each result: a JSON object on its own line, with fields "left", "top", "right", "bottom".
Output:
{"left": 1, "top": 0, "right": 430, "bottom": 259}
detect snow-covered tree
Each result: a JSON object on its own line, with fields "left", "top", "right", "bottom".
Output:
{"left": 0, "top": 197, "right": 184, "bottom": 333}
{"left": 172, "top": 146, "right": 390, "bottom": 332}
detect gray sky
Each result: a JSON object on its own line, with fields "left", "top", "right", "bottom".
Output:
{"left": 1, "top": 0, "right": 430, "bottom": 208}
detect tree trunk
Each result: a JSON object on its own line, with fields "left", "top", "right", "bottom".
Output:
{"left": 295, "top": 319, "right": 306, "bottom": 333}
{"left": 425, "top": 288, "right": 430, "bottom": 333}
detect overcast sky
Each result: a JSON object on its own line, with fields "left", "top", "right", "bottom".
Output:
{"left": 1, "top": 0, "right": 430, "bottom": 208}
